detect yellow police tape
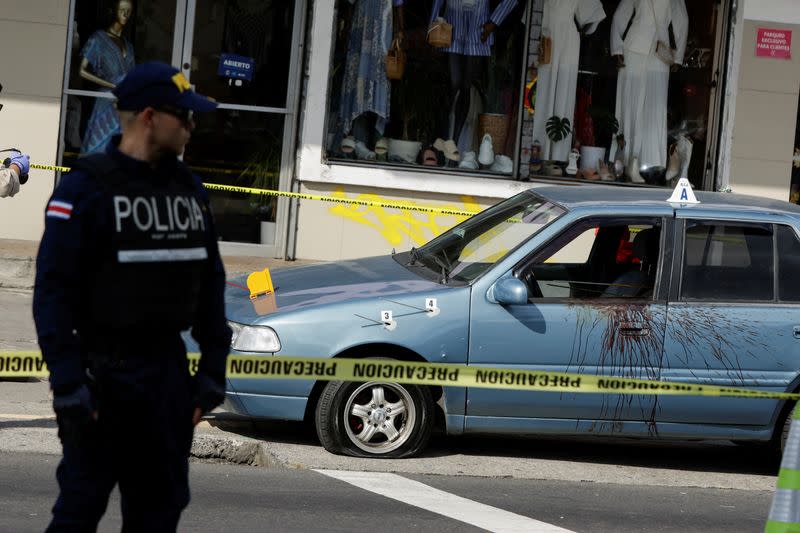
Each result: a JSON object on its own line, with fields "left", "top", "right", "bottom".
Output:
{"left": 2, "top": 351, "right": 799, "bottom": 401}
{"left": 30, "top": 163, "right": 476, "bottom": 217}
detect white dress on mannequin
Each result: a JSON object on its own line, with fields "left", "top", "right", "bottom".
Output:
{"left": 611, "top": 0, "right": 688, "bottom": 171}
{"left": 531, "top": 0, "right": 606, "bottom": 162}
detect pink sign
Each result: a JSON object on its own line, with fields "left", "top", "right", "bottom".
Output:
{"left": 756, "top": 28, "right": 792, "bottom": 59}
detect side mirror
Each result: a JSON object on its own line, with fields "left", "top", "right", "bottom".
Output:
{"left": 490, "top": 277, "right": 528, "bottom": 306}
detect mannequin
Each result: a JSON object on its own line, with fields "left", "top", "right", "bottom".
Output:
{"left": 610, "top": 0, "right": 688, "bottom": 177}
{"left": 531, "top": 0, "right": 605, "bottom": 162}
{"left": 429, "top": 0, "right": 518, "bottom": 152}
{"left": 79, "top": 0, "right": 136, "bottom": 154}
{"left": 338, "top": 0, "right": 405, "bottom": 158}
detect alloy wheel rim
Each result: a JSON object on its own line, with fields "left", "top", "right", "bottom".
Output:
{"left": 343, "top": 381, "right": 416, "bottom": 454}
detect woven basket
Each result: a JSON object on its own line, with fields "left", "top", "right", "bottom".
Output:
{"left": 478, "top": 113, "right": 509, "bottom": 156}
{"left": 427, "top": 20, "right": 453, "bottom": 48}
{"left": 385, "top": 39, "right": 405, "bottom": 80}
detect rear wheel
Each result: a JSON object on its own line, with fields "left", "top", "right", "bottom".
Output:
{"left": 315, "top": 379, "right": 434, "bottom": 458}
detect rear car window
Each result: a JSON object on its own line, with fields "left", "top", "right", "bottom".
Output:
{"left": 680, "top": 222, "right": 774, "bottom": 301}
{"left": 778, "top": 225, "right": 800, "bottom": 302}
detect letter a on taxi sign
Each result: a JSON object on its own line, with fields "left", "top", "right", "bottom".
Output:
{"left": 667, "top": 178, "right": 700, "bottom": 205}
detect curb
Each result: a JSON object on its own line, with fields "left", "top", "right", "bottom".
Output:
{"left": 190, "top": 434, "right": 286, "bottom": 468}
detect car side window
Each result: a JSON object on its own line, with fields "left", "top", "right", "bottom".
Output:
{"left": 524, "top": 220, "right": 661, "bottom": 300}
{"left": 680, "top": 222, "right": 774, "bottom": 301}
{"left": 778, "top": 225, "right": 800, "bottom": 302}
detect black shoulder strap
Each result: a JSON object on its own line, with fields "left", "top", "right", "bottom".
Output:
{"left": 70, "top": 153, "right": 127, "bottom": 187}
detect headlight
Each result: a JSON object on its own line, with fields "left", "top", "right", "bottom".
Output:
{"left": 228, "top": 322, "right": 281, "bottom": 352}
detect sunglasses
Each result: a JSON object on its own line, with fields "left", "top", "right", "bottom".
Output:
{"left": 153, "top": 105, "right": 193, "bottom": 126}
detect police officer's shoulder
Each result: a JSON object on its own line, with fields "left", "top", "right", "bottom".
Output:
{"left": 51, "top": 168, "right": 105, "bottom": 204}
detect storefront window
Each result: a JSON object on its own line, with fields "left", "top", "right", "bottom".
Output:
{"left": 324, "top": 0, "right": 527, "bottom": 177}
{"left": 324, "top": 0, "right": 723, "bottom": 188}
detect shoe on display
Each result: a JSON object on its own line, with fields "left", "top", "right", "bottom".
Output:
{"left": 629, "top": 157, "right": 645, "bottom": 183}
{"left": 341, "top": 135, "right": 356, "bottom": 155}
{"left": 459, "top": 151, "right": 479, "bottom": 170}
{"left": 598, "top": 160, "right": 613, "bottom": 181}
{"left": 354, "top": 141, "right": 376, "bottom": 161}
{"left": 676, "top": 134, "right": 693, "bottom": 180}
{"left": 566, "top": 149, "right": 580, "bottom": 176}
{"left": 665, "top": 143, "right": 680, "bottom": 183}
{"left": 490, "top": 154, "right": 513, "bottom": 173}
{"left": 478, "top": 133, "right": 495, "bottom": 166}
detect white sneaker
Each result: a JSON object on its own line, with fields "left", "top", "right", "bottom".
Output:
{"left": 478, "top": 133, "right": 495, "bottom": 166}
{"left": 565, "top": 150, "right": 579, "bottom": 176}
{"left": 354, "top": 141, "right": 376, "bottom": 161}
{"left": 490, "top": 154, "right": 513, "bottom": 173}
{"left": 629, "top": 157, "right": 645, "bottom": 183}
{"left": 459, "top": 151, "right": 478, "bottom": 170}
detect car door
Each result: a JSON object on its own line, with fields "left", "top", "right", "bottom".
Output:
{"left": 659, "top": 218, "right": 800, "bottom": 429}
{"left": 465, "top": 214, "right": 673, "bottom": 433}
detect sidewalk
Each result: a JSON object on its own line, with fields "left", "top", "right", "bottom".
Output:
{"left": 0, "top": 238, "right": 316, "bottom": 290}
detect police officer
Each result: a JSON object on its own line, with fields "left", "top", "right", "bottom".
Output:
{"left": 0, "top": 151, "right": 30, "bottom": 197}
{"left": 33, "top": 61, "right": 232, "bottom": 532}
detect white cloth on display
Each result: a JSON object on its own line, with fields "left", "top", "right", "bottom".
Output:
{"left": 532, "top": 0, "right": 605, "bottom": 162}
{"left": 611, "top": 0, "right": 688, "bottom": 171}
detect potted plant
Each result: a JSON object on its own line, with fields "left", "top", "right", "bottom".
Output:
{"left": 580, "top": 106, "right": 619, "bottom": 172}
{"left": 237, "top": 137, "right": 281, "bottom": 244}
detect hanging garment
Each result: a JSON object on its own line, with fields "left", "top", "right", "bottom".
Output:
{"left": 80, "top": 30, "right": 135, "bottom": 154}
{"left": 611, "top": 0, "right": 688, "bottom": 171}
{"left": 338, "top": 0, "right": 404, "bottom": 137}
{"left": 429, "top": 0, "right": 518, "bottom": 57}
{"left": 531, "top": 0, "right": 605, "bottom": 162}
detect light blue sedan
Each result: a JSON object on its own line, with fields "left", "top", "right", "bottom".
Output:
{"left": 198, "top": 185, "right": 800, "bottom": 458}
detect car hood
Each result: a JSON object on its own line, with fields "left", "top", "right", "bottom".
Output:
{"left": 225, "top": 255, "right": 443, "bottom": 323}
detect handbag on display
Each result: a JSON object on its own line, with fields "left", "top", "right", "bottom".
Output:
{"left": 427, "top": 17, "right": 453, "bottom": 48}
{"left": 538, "top": 36, "right": 552, "bottom": 65}
{"left": 385, "top": 39, "right": 406, "bottom": 80}
{"left": 655, "top": 40, "right": 675, "bottom": 66}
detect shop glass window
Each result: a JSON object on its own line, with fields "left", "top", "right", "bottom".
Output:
{"left": 323, "top": 0, "right": 723, "bottom": 186}
{"left": 324, "top": 0, "right": 527, "bottom": 176}
{"left": 63, "top": 0, "right": 177, "bottom": 164}
{"left": 680, "top": 222, "right": 774, "bottom": 301}
{"left": 778, "top": 225, "right": 800, "bottom": 302}
{"left": 790, "top": 88, "right": 800, "bottom": 205}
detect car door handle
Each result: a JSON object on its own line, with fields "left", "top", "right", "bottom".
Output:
{"left": 619, "top": 322, "right": 650, "bottom": 337}
{"left": 794, "top": 326, "right": 800, "bottom": 339}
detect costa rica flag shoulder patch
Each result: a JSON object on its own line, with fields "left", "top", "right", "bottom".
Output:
{"left": 46, "top": 200, "right": 73, "bottom": 220}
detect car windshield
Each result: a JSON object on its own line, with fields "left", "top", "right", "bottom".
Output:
{"left": 411, "top": 191, "right": 566, "bottom": 283}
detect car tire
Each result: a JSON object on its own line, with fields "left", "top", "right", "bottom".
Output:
{"left": 315, "top": 378, "right": 434, "bottom": 459}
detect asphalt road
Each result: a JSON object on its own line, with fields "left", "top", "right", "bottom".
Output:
{"left": 0, "top": 451, "right": 771, "bottom": 533}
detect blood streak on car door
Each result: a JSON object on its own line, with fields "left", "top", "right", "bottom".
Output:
{"left": 465, "top": 214, "right": 673, "bottom": 436}
{"left": 658, "top": 219, "right": 799, "bottom": 431}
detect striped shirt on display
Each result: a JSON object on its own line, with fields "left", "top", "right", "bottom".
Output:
{"left": 430, "top": 0, "right": 519, "bottom": 56}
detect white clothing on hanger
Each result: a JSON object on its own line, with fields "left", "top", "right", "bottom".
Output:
{"left": 611, "top": 0, "right": 688, "bottom": 171}
{"left": 531, "top": 0, "right": 606, "bottom": 162}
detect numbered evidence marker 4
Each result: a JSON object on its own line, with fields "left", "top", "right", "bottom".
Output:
{"left": 381, "top": 310, "right": 397, "bottom": 331}
{"left": 425, "top": 298, "right": 440, "bottom": 317}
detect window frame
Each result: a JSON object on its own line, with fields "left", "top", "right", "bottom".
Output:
{"left": 512, "top": 215, "right": 672, "bottom": 303}
{"left": 776, "top": 223, "right": 800, "bottom": 304}
{"left": 673, "top": 219, "right": 778, "bottom": 304}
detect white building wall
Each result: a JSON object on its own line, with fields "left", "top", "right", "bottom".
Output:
{"left": 0, "top": 1, "right": 68, "bottom": 241}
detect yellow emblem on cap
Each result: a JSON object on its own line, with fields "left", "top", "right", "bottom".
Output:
{"left": 171, "top": 72, "right": 191, "bottom": 93}
{"left": 247, "top": 268, "right": 275, "bottom": 300}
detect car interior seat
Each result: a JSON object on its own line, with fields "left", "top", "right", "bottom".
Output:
{"left": 600, "top": 227, "right": 660, "bottom": 298}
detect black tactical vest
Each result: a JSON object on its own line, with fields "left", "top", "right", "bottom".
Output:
{"left": 73, "top": 154, "right": 210, "bottom": 335}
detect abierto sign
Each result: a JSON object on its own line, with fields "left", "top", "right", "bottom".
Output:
{"left": 756, "top": 28, "right": 792, "bottom": 59}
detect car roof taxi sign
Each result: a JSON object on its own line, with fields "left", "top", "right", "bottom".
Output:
{"left": 667, "top": 178, "right": 700, "bottom": 205}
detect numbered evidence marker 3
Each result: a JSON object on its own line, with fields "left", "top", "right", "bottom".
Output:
{"left": 425, "top": 298, "right": 440, "bottom": 317}
{"left": 381, "top": 310, "right": 397, "bottom": 331}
